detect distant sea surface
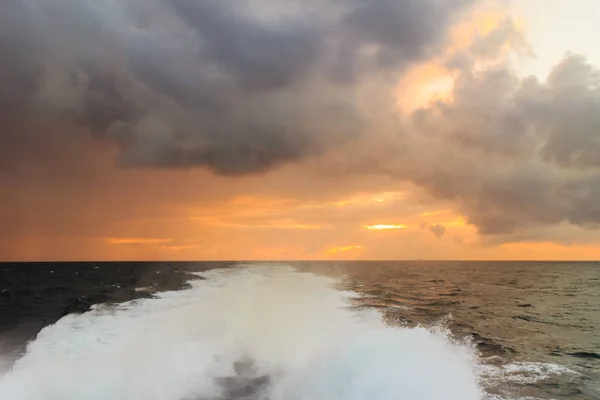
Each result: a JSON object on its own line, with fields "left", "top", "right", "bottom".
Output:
{"left": 0, "top": 261, "right": 598, "bottom": 400}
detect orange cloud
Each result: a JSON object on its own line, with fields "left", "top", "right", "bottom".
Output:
{"left": 443, "top": 219, "right": 468, "bottom": 227}
{"left": 325, "top": 245, "right": 363, "bottom": 255}
{"left": 419, "top": 209, "right": 469, "bottom": 227}
{"left": 330, "top": 192, "right": 406, "bottom": 207}
{"left": 396, "top": 62, "right": 455, "bottom": 113}
{"left": 188, "top": 195, "right": 328, "bottom": 230}
{"left": 192, "top": 216, "right": 330, "bottom": 230}
{"left": 419, "top": 210, "right": 448, "bottom": 217}
{"left": 396, "top": 6, "right": 526, "bottom": 114}
{"left": 450, "top": 9, "right": 509, "bottom": 50}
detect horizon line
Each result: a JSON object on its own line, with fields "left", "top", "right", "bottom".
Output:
{"left": 1, "top": 259, "right": 599, "bottom": 263}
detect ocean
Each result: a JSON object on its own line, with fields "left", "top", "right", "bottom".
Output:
{"left": 0, "top": 261, "right": 598, "bottom": 400}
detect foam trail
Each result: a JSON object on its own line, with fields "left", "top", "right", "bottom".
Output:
{"left": 0, "top": 265, "right": 483, "bottom": 400}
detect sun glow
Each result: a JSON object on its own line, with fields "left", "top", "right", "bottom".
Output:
{"left": 363, "top": 224, "right": 406, "bottom": 230}
{"left": 395, "top": 7, "right": 525, "bottom": 115}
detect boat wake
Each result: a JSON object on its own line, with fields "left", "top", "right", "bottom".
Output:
{"left": 0, "top": 265, "right": 573, "bottom": 400}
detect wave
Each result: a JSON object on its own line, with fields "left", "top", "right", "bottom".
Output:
{"left": 0, "top": 265, "right": 573, "bottom": 400}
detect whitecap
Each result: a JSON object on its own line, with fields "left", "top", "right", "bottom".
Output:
{"left": 0, "top": 265, "right": 484, "bottom": 400}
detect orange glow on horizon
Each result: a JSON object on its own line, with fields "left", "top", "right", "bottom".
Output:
{"left": 326, "top": 245, "right": 363, "bottom": 255}
{"left": 105, "top": 238, "right": 173, "bottom": 245}
{"left": 192, "top": 217, "right": 329, "bottom": 230}
{"left": 497, "top": 242, "right": 600, "bottom": 260}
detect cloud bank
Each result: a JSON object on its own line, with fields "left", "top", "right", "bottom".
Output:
{"left": 389, "top": 51, "right": 600, "bottom": 234}
{"left": 0, "top": 0, "right": 471, "bottom": 175}
{"left": 2, "top": 0, "right": 600, "bottom": 239}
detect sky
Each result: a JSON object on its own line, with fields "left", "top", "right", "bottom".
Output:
{"left": 1, "top": 0, "right": 600, "bottom": 261}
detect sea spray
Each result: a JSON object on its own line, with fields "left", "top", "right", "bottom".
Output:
{"left": 0, "top": 265, "right": 482, "bottom": 400}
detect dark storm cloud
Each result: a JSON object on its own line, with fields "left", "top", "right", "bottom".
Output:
{"left": 343, "top": 0, "right": 469, "bottom": 66}
{"left": 0, "top": 0, "right": 473, "bottom": 175}
{"left": 10, "top": 0, "right": 600, "bottom": 241}
{"left": 170, "top": 0, "right": 323, "bottom": 90}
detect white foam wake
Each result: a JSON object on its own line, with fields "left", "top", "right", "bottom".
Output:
{"left": 0, "top": 265, "right": 483, "bottom": 400}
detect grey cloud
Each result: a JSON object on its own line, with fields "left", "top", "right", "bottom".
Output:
{"left": 0, "top": 0, "right": 473, "bottom": 175}
{"left": 429, "top": 224, "right": 446, "bottom": 238}
{"left": 535, "top": 55, "right": 600, "bottom": 168}
{"left": 170, "top": 0, "right": 323, "bottom": 90}
{"left": 343, "top": 0, "right": 470, "bottom": 68}
{"left": 387, "top": 45, "right": 600, "bottom": 235}
{"left": 481, "top": 222, "right": 600, "bottom": 247}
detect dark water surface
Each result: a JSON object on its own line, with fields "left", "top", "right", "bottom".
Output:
{"left": 0, "top": 261, "right": 598, "bottom": 399}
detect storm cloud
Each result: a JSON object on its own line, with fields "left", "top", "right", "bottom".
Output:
{"left": 385, "top": 40, "right": 600, "bottom": 235}
{"left": 429, "top": 224, "right": 446, "bottom": 238}
{"left": 3, "top": 0, "right": 600, "bottom": 240}
{"left": 0, "top": 0, "right": 472, "bottom": 175}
